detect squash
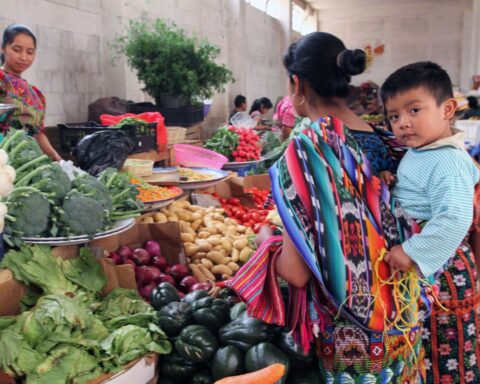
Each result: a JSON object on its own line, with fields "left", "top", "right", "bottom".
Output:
{"left": 174, "top": 325, "right": 218, "bottom": 362}
{"left": 157, "top": 301, "right": 193, "bottom": 337}
{"left": 245, "top": 342, "right": 290, "bottom": 384}
{"left": 212, "top": 345, "right": 245, "bottom": 380}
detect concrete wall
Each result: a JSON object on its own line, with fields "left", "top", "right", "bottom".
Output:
{"left": 0, "top": 0, "right": 291, "bottom": 137}
{"left": 317, "top": 0, "right": 472, "bottom": 90}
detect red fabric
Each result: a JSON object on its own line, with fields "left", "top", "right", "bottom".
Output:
{"left": 100, "top": 112, "right": 167, "bottom": 151}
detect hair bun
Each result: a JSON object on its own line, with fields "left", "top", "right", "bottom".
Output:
{"left": 337, "top": 49, "right": 366, "bottom": 76}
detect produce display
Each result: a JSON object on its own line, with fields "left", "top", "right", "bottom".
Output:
{"left": 0, "top": 244, "right": 172, "bottom": 383}
{"left": 204, "top": 127, "right": 261, "bottom": 162}
{"left": 0, "top": 148, "right": 15, "bottom": 232}
{"left": 152, "top": 283, "right": 318, "bottom": 384}
{"left": 130, "top": 176, "right": 183, "bottom": 203}
{"left": 178, "top": 167, "right": 216, "bottom": 182}
{"left": 139, "top": 200, "right": 256, "bottom": 282}
{"left": 0, "top": 129, "right": 143, "bottom": 245}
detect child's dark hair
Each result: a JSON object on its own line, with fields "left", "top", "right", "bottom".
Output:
{"left": 283, "top": 32, "right": 366, "bottom": 100}
{"left": 381, "top": 62, "right": 453, "bottom": 106}
{"left": 1, "top": 24, "right": 37, "bottom": 64}
{"left": 249, "top": 97, "right": 273, "bottom": 114}
{"left": 234, "top": 95, "right": 246, "bottom": 108}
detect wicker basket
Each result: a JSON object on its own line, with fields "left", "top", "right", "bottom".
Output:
{"left": 121, "top": 159, "right": 154, "bottom": 177}
{"left": 167, "top": 127, "right": 187, "bottom": 145}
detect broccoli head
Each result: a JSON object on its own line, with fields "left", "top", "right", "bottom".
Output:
{"left": 0, "top": 130, "right": 44, "bottom": 169}
{"left": 59, "top": 191, "right": 106, "bottom": 236}
{"left": 72, "top": 174, "right": 113, "bottom": 211}
{"left": 15, "top": 163, "right": 71, "bottom": 202}
{"left": 4, "top": 188, "right": 51, "bottom": 238}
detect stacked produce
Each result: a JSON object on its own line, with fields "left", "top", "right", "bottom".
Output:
{"left": 151, "top": 283, "right": 319, "bottom": 384}
{"left": 107, "top": 240, "right": 202, "bottom": 301}
{"left": 204, "top": 127, "right": 261, "bottom": 162}
{"left": 140, "top": 200, "right": 256, "bottom": 282}
{"left": 0, "top": 130, "right": 144, "bottom": 246}
{"left": 0, "top": 244, "right": 171, "bottom": 383}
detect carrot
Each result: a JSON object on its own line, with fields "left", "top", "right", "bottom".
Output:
{"left": 214, "top": 364, "right": 286, "bottom": 384}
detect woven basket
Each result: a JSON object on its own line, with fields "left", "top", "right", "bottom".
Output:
{"left": 167, "top": 127, "right": 187, "bottom": 145}
{"left": 121, "top": 159, "right": 154, "bottom": 177}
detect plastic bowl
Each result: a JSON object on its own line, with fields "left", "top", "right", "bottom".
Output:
{"left": 173, "top": 144, "right": 228, "bottom": 169}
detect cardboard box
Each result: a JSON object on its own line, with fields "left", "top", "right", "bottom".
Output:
{"left": 88, "top": 354, "right": 158, "bottom": 384}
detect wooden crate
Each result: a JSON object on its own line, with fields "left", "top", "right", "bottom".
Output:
{"left": 185, "top": 124, "right": 202, "bottom": 140}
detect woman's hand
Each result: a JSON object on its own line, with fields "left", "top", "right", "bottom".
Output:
{"left": 384, "top": 245, "right": 415, "bottom": 272}
{"left": 255, "top": 224, "right": 273, "bottom": 247}
{"left": 380, "top": 170, "right": 396, "bottom": 186}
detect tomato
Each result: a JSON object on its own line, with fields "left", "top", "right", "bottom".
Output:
{"left": 251, "top": 212, "right": 261, "bottom": 222}
{"left": 253, "top": 222, "right": 263, "bottom": 233}
{"left": 229, "top": 198, "right": 241, "bottom": 206}
{"left": 220, "top": 198, "right": 227, "bottom": 204}
{"left": 235, "top": 210, "right": 245, "bottom": 220}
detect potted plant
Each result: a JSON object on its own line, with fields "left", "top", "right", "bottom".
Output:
{"left": 113, "top": 18, "right": 234, "bottom": 125}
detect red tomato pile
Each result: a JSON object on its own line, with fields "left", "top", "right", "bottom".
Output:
{"left": 229, "top": 127, "right": 261, "bottom": 162}
{"left": 245, "top": 187, "right": 270, "bottom": 209}
{"left": 213, "top": 195, "right": 276, "bottom": 233}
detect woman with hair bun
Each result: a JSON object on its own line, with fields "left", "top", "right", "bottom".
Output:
{"left": 229, "top": 32, "right": 426, "bottom": 382}
{"left": 0, "top": 24, "right": 61, "bottom": 160}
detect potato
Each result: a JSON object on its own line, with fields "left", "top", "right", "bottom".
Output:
{"left": 189, "top": 264, "right": 209, "bottom": 283}
{"left": 201, "top": 258, "right": 214, "bottom": 269}
{"left": 212, "top": 244, "right": 224, "bottom": 252}
{"left": 180, "top": 222, "right": 196, "bottom": 235}
{"left": 211, "top": 264, "right": 233, "bottom": 276}
{"left": 191, "top": 211, "right": 203, "bottom": 221}
{"left": 181, "top": 233, "right": 195, "bottom": 243}
{"left": 215, "top": 207, "right": 225, "bottom": 214}
{"left": 192, "top": 251, "right": 207, "bottom": 259}
{"left": 221, "top": 238, "right": 232, "bottom": 253}
{"left": 207, "top": 250, "right": 230, "bottom": 265}
{"left": 206, "top": 226, "right": 218, "bottom": 235}
{"left": 153, "top": 212, "right": 167, "bottom": 223}
{"left": 191, "top": 219, "right": 202, "bottom": 231}
{"left": 212, "top": 213, "right": 224, "bottom": 221}
{"left": 224, "top": 218, "right": 236, "bottom": 226}
{"left": 178, "top": 211, "right": 192, "bottom": 222}
{"left": 198, "top": 264, "right": 216, "bottom": 281}
{"left": 196, "top": 241, "right": 213, "bottom": 253}
{"left": 233, "top": 238, "right": 248, "bottom": 250}
{"left": 185, "top": 243, "right": 200, "bottom": 257}
{"left": 142, "top": 216, "right": 154, "bottom": 224}
{"left": 227, "top": 261, "right": 240, "bottom": 272}
{"left": 239, "top": 247, "right": 253, "bottom": 262}
{"left": 236, "top": 225, "right": 247, "bottom": 233}
{"left": 197, "top": 231, "right": 210, "bottom": 239}
{"left": 203, "top": 215, "right": 214, "bottom": 227}
{"left": 246, "top": 227, "right": 255, "bottom": 236}
{"left": 189, "top": 204, "right": 203, "bottom": 212}
{"left": 207, "top": 236, "right": 222, "bottom": 246}
{"left": 231, "top": 248, "right": 240, "bottom": 263}
{"left": 205, "top": 206, "right": 215, "bottom": 213}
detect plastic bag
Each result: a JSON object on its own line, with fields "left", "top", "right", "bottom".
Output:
{"left": 73, "top": 130, "right": 134, "bottom": 176}
{"left": 100, "top": 112, "right": 167, "bottom": 151}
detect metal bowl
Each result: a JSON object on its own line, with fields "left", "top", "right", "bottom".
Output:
{"left": 0, "top": 103, "right": 17, "bottom": 123}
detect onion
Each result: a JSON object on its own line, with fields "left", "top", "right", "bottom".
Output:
{"left": 149, "top": 267, "right": 163, "bottom": 284}
{"left": 139, "top": 282, "right": 157, "bottom": 300}
{"left": 108, "top": 252, "right": 122, "bottom": 265}
{"left": 124, "top": 259, "right": 137, "bottom": 269}
{"left": 117, "top": 245, "right": 133, "bottom": 261}
{"left": 179, "top": 276, "right": 198, "bottom": 292}
{"left": 135, "top": 266, "right": 155, "bottom": 285}
{"left": 144, "top": 240, "right": 162, "bottom": 257}
{"left": 151, "top": 256, "right": 167, "bottom": 271}
{"left": 190, "top": 282, "right": 213, "bottom": 292}
{"left": 157, "top": 273, "right": 176, "bottom": 286}
{"left": 132, "top": 248, "right": 151, "bottom": 266}
{"left": 169, "top": 264, "right": 190, "bottom": 281}
{"left": 177, "top": 290, "right": 186, "bottom": 299}
{"left": 164, "top": 266, "right": 172, "bottom": 275}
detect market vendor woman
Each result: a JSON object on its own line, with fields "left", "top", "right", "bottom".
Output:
{"left": 0, "top": 24, "right": 60, "bottom": 161}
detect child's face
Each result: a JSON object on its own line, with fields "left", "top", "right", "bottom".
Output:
{"left": 384, "top": 86, "right": 456, "bottom": 148}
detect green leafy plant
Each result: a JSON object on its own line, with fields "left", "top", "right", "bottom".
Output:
{"left": 113, "top": 18, "right": 234, "bottom": 106}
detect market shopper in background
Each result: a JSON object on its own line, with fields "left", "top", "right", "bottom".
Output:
{"left": 461, "top": 95, "right": 480, "bottom": 120}
{"left": 272, "top": 95, "right": 296, "bottom": 140}
{"left": 249, "top": 96, "right": 272, "bottom": 130}
{"left": 228, "top": 94, "right": 247, "bottom": 124}
{"left": 0, "top": 24, "right": 61, "bottom": 161}
{"left": 230, "top": 32, "right": 426, "bottom": 382}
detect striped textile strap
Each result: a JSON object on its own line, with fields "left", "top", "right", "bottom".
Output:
{"left": 227, "top": 236, "right": 286, "bottom": 326}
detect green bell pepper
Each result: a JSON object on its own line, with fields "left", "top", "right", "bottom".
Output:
{"left": 174, "top": 325, "right": 218, "bottom": 362}
{"left": 192, "top": 296, "right": 230, "bottom": 330}
{"left": 157, "top": 301, "right": 193, "bottom": 337}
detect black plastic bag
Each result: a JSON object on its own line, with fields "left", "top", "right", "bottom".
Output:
{"left": 74, "top": 130, "right": 134, "bottom": 176}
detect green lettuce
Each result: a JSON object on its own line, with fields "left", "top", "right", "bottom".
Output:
{"left": 1, "top": 245, "right": 77, "bottom": 295}
{"left": 0, "top": 328, "right": 44, "bottom": 376}
{"left": 61, "top": 247, "right": 106, "bottom": 293}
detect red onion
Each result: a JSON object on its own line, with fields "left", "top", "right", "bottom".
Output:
{"left": 108, "top": 252, "right": 122, "bottom": 265}
{"left": 124, "top": 259, "right": 137, "bottom": 269}
{"left": 144, "top": 240, "right": 162, "bottom": 257}
{"left": 177, "top": 290, "right": 186, "bottom": 299}
{"left": 157, "top": 273, "right": 176, "bottom": 286}
{"left": 117, "top": 245, "right": 133, "bottom": 261}
{"left": 151, "top": 256, "right": 167, "bottom": 271}
{"left": 179, "top": 276, "right": 198, "bottom": 292}
{"left": 132, "top": 248, "right": 151, "bottom": 266}
{"left": 190, "top": 282, "right": 213, "bottom": 292}
{"left": 169, "top": 264, "right": 190, "bottom": 281}
{"left": 164, "top": 266, "right": 172, "bottom": 275}
{"left": 139, "top": 282, "right": 157, "bottom": 300}
{"left": 149, "top": 266, "right": 163, "bottom": 284}
{"left": 135, "top": 266, "right": 155, "bottom": 285}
